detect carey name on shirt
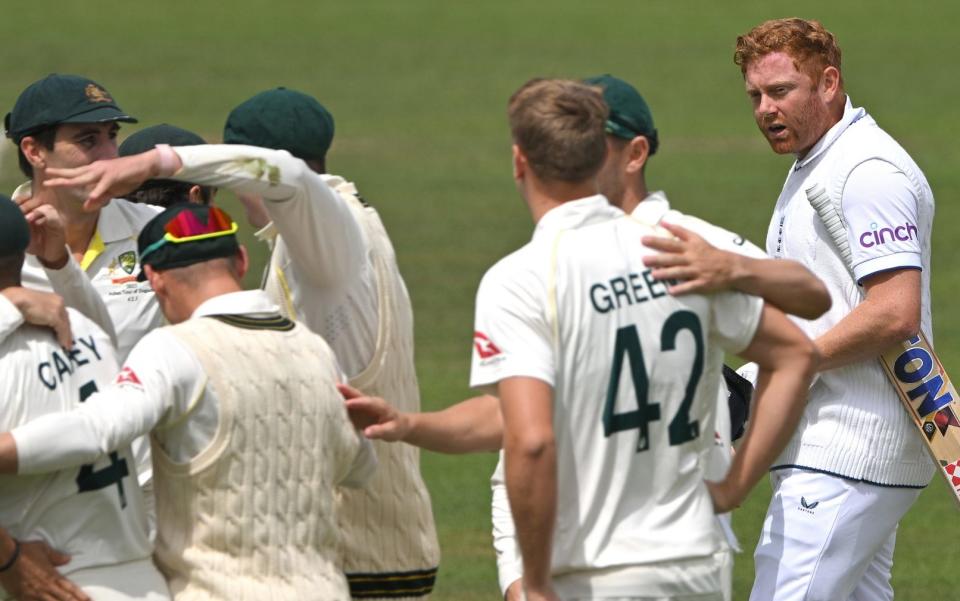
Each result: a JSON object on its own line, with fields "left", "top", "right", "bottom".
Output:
{"left": 37, "top": 335, "right": 104, "bottom": 391}
{"left": 589, "top": 269, "right": 677, "bottom": 314}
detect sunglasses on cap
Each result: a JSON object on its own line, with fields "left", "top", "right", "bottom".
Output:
{"left": 140, "top": 205, "right": 238, "bottom": 263}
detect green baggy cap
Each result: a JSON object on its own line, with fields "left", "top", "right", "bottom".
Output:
{"left": 0, "top": 195, "right": 29, "bottom": 257}
{"left": 5, "top": 74, "right": 137, "bottom": 142}
{"left": 584, "top": 74, "right": 659, "bottom": 154}
{"left": 119, "top": 123, "right": 207, "bottom": 157}
{"left": 223, "top": 87, "right": 334, "bottom": 161}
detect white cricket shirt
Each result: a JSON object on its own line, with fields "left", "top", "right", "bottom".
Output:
{"left": 0, "top": 310, "right": 152, "bottom": 577}
{"left": 471, "top": 195, "right": 763, "bottom": 576}
{"left": 766, "top": 97, "right": 935, "bottom": 487}
{"left": 13, "top": 184, "right": 164, "bottom": 363}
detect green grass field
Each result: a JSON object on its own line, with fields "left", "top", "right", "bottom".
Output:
{"left": 2, "top": 2, "right": 960, "bottom": 599}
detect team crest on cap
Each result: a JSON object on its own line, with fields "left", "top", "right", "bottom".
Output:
{"left": 118, "top": 251, "right": 136, "bottom": 274}
{"left": 85, "top": 84, "right": 112, "bottom": 103}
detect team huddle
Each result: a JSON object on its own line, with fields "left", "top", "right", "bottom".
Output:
{"left": 0, "top": 16, "right": 938, "bottom": 601}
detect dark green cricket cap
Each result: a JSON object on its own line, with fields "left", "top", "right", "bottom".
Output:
{"left": 119, "top": 124, "right": 206, "bottom": 157}
{"left": 0, "top": 195, "right": 29, "bottom": 257}
{"left": 223, "top": 87, "right": 334, "bottom": 161}
{"left": 136, "top": 204, "right": 239, "bottom": 281}
{"left": 584, "top": 74, "right": 659, "bottom": 155}
{"left": 5, "top": 74, "right": 137, "bottom": 142}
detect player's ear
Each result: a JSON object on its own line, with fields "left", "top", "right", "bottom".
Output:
{"left": 20, "top": 136, "right": 47, "bottom": 170}
{"left": 188, "top": 185, "right": 205, "bottom": 204}
{"left": 145, "top": 265, "right": 164, "bottom": 295}
{"left": 820, "top": 66, "right": 841, "bottom": 101}
{"left": 625, "top": 136, "right": 650, "bottom": 175}
{"left": 235, "top": 246, "right": 250, "bottom": 280}
{"left": 512, "top": 144, "right": 526, "bottom": 181}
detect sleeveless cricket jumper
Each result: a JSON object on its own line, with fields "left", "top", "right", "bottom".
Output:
{"left": 151, "top": 316, "right": 356, "bottom": 601}
{"left": 333, "top": 182, "right": 440, "bottom": 599}
{"left": 169, "top": 146, "right": 440, "bottom": 597}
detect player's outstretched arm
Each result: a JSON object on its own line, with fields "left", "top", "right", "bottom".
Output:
{"left": 0, "top": 526, "right": 89, "bottom": 601}
{"left": 340, "top": 383, "right": 503, "bottom": 453}
{"left": 642, "top": 222, "right": 831, "bottom": 320}
{"left": 708, "top": 304, "right": 819, "bottom": 513}
{"left": 499, "top": 376, "right": 559, "bottom": 601}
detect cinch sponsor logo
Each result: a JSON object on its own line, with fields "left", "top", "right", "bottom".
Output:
{"left": 859, "top": 221, "right": 918, "bottom": 248}
{"left": 892, "top": 336, "right": 953, "bottom": 418}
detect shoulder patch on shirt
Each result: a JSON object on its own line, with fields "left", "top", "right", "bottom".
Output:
{"left": 473, "top": 331, "right": 502, "bottom": 360}
{"left": 116, "top": 366, "right": 142, "bottom": 387}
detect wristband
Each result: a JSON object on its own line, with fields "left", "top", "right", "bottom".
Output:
{"left": 154, "top": 143, "right": 178, "bottom": 177}
{"left": 0, "top": 539, "right": 20, "bottom": 573}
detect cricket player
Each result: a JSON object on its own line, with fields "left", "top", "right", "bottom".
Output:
{"left": 721, "top": 18, "right": 935, "bottom": 600}
{"left": 0, "top": 203, "right": 376, "bottom": 601}
{"left": 222, "top": 89, "right": 440, "bottom": 598}
{"left": 0, "top": 196, "right": 168, "bottom": 601}
{"left": 6, "top": 73, "right": 163, "bottom": 362}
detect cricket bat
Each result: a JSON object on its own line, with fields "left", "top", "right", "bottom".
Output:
{"left": 806, "top": 185, "right": 960, "bottom": 508}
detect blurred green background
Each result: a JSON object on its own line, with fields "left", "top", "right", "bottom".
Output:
{"left": 2, "top": 1, "right": 959, "bottom": 599}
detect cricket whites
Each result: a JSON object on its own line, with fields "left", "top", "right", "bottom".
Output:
{"left": 806, "top": 185, "right": 960, "bottom": 508}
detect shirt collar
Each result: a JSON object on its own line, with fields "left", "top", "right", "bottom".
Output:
{"left": 191, "top": 290, "right": 280, "bottom": 319}
{"left": 533, "top": 194, "right": 620, "bottom": 239}
{"left": 794, "top": 96, "right": 868, "bottom": 170}
{"left": 629, "top": 190, "right": 671, "bottom": 225}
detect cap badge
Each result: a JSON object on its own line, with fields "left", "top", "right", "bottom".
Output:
{"left": 84, "top": 84, "right": 113, "bottom": 103}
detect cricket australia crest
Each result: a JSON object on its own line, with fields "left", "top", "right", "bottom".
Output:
{"left": 118, "top": 251, "right": 137, "bottom": 274}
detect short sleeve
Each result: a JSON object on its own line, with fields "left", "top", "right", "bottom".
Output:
{"left": 841, "top": 160, "right": 922, "bottom": 282}
{"left": 0, "top": 294, "right": 24, "bottom": 342}
{"left": 469, "top": 258, "right": 554, "bottom": 389}
{"left": 710, "top": 291, "right": 764, "bottom": 354}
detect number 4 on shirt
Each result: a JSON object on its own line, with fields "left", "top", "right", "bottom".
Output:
{"left": 604, "top": 310, "right": 703, "bottom": 451}
{"left": 75, "top": 380, "right": 130, "bottom": 508}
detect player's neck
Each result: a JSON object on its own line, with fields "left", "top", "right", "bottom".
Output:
{"left": 618, "top": 179, "right": 649, "bottom": 214}
{"left": 165, "top": 278, "right": 245, "bottom": 324}
{"left": 524, "top": 178, "right": 598, "bottom": 224}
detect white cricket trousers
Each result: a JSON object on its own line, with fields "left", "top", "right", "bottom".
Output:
{"left": 68, "top": 557, "right": 171, "bottom": 600}
{"left": 551, "top": 554, "right": 725, "bottom": 601}
{"left": 750, "top": 468, "right": 921, "bottom": 601}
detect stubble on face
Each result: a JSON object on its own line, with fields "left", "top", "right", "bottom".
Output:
{"left": 744, "top": 52, "right": 833, "bottom": 158}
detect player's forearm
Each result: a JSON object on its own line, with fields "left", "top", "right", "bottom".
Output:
{"left": 720, "top": 360, "right": 814, "bottom": 506}
{"left": 815, "top": 298, "right": 918, "bottom": 371}
{"left": 406, "top": 395, "right": 503, "bottom": 453}
{"left": 731, "top": 257, "right": 831, "bottom": 320}
{"left": 12, "top": 388, "right": 163, "bottom": 474}
{"left": 44, "top": 255, "right": 117, "bottom": 346}
{"left": 504, "top": 438, "right": 555, "bottom": 591}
